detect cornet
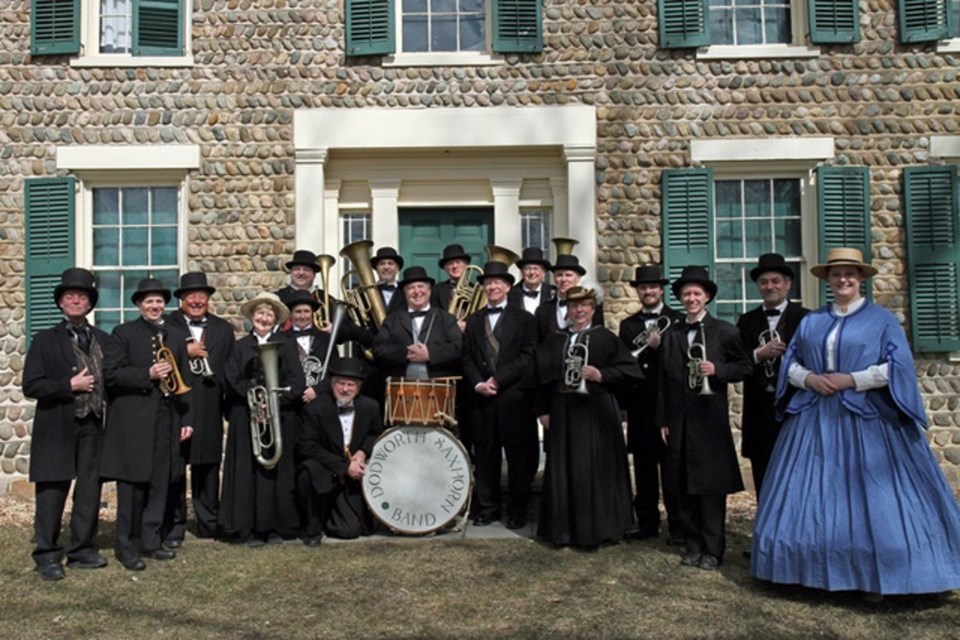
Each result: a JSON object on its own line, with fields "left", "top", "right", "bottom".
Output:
{"left": 758, "top": 328, "right": 781, "bottom": 379}
{"left": 686, "top": 332, "right": 714, "bottom": 396}
{"left": 154, "top": 333, "right": 191, "bottom": 396}
{"left": 631, "top": 316, "right": 673, "bottom": 358}
{"left": 186, "top": 337, "right": 214, "bottom": 378}
{"left": 563, "top": 334, "right": 591, "bottom": 395}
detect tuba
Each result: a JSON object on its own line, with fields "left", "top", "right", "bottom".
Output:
{"left": 631, "top": 316, "right": 674, "bottom": 358}
{"left": 247, "top": 342, "right": 290, "bottom": 469}
{"left": 154, "top": 333, "right": 191, "bottom": 396}
{"left": 485, "top": 244, "right": 521, "bottom": 268}
{"left": 686, "top": 330, "right": 714, "bottom": 396}
{"left": 312, "top": 254, "right": 337, "bottom": 330}
{"left": 563, "top": 334, "right": 591, "bottom": 395}
{"left": 339, "top": 240, "right": 388, "bottom": 331}
{"left": 552, "top": 237, "right": 579, "bottom": 257}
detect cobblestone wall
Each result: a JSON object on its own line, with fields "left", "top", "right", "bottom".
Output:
{"left": 1, "top": 0, "right": 958, "bottom": 489}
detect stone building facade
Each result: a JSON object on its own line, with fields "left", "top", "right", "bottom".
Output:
{"left": 1, "top": 0, "right": 959, "bottom": 490}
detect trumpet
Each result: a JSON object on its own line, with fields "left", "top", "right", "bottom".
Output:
{"left": 758, "top": 328, "right": 781, "bottom": 379}
{"left": 448, "top": 264, "right": 486, "bottom": 321}
{"left": 247, "top": 342, "right": 290, "bottom": 469}
{"left": 687, "top": 336, "right": 714, "bottom": 396}
{"left": 186, "top": 337, "right": 214, "bottom": 378}
{"left": 631, "top": 316, "right": 673, "bottom": 358}
{"left": 563, "top": 334, "right": 591, "bottom": 395}
{"left": 313, "top": 254, "right": 337, "bottom": 330}
{"left": 339, "top": 240, "right": 388, "bottom": 331}
{"left": 153, "top": 333, "right": 191, "bottom": 396}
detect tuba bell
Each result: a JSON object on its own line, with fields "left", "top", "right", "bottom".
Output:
{"left": 339, "top": 240, "right": 388, "bottom": 331}
{"left": 485, "top": 244, "right": 521, "bottom": 268}
{"left": 313, "top": 253, "right": 337, "bottom": 330}
{"left": 154, "top": 333, "right": 191, "bottom": 396}
{"left": 552, "top": 237, "right": 579, "bottom": 257}
{"left": 247, "top": 342, "right": 290, "bottom": 469}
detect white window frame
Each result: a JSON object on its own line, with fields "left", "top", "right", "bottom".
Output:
{"left": 71, "top": 0, "right": 194, "bottom": 68}
{"left": 385, "top": 0, "right": 502, "bottom": 67}
{"left": 929, "top": 135, "right": 960, "bottom": 361}
{"left": 938, "top": 0, "right": 960, "bottom": 52}
{"left": 698, "top": 0, "right": 819, "bottom": 60}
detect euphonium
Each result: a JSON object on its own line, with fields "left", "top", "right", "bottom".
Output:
{"left": 686, "top": 334, "right": 714, "bottom": 396}
{"left": 154, "top": 333, "right": 191, "bottom": 396}
{"left": 186, "top": 337, "right": 215, "bottom": 378}
{"left": 339, "top": 240, "right": 388, "bottom": 330}
{"left": 247, "top": 342, "right": 290, "bottom": 469}
{"left": 563, "top": 334, "right": 590, "bottom": 395}
{"left": 631, "top": 316, "right": 674, "bottom": 358}
{"left": 313, "top": 253, "right": 337, "bottom": 330}
{"left": 758, "top": 328, "right": 781, "bottom": 379}
{"left": 552, "top": 237, "right": 579, "bottom": 257}
{"left": 448, "top": 264, "right": 486, "bottom": 321}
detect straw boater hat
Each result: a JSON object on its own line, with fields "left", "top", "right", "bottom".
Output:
{"left": 284, "top": 249, "right": 321, "bottom": 273}
{"left": 240, "top": 291, "right": 290, "bottom": 325}
{"left": 131, "top": 277, "right": 172, "bottom": 305}
{"left": 515, "top": 247, "right": 551, "bottom": 270}
{"left": 810, "top": 247, "right": 878, "bottom": 279}
{"left": 749, "top": 253, "right": 794, "bottom": 282}
{"left": 370, "top": 246, "right": 405, "bottom": 270}
{"left": 283, "top": 289, "right": 321, "bottom": 312}
{"left": 438, "top": 244, "right": 472, "bottom": 268}
{"left": 173, "top": 271, "right": 217, "bottom": 299}
{"left": 476, "top": 261, "right": 515, "bottom": 286}
{"left": 54, "top": 268, "right": 99, "bottom": 308}
{"left": 671, "top": 266, "right": 718, "bottom": 301}
{"left": 564, "top": 285, "right": 597, "bottom": 305}
{"left": 327, "top": 357, "right": 367, "bottom": 381}
{"left": 629, "top": 264, "right": 669, "bottom": 287}
{"left": 398, "top": 266, "right": 436, "bottom": 288}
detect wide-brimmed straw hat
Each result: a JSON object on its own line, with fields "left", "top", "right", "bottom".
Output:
{"left": 810, "top": 247, "right": 877, "bottom": 279}
{"left": 240, "top": 291, "right": 290, "bottom": 325}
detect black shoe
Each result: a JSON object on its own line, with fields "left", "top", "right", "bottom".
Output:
{"left": 247, "top": 535, "right": 267, "bottom": 548}
{"left": 266, "top": 532, "right": 284, "bottom": 545}
{"left": 147, "top": 549, "right": 176, "bottom": 561}
{"left": 624, "top": 528, "right": 659, "bottom": 541}
{"left": 164, "top": 539, "right": 183, "bottom": 549}
{"left": 666, "top": 535, "right": 686, "bottom": 546}
{"left": 698, "top": 554, "right": 720, "bottom": 571}
{"left": 680, "top": 553, "right": 702, "bottom": 567}
{"left": 120, "top": 556, "right": 146, "bottom": 571}
{"left": 37, "top": 562, "right": 65, "bottom": 581}
{"left": 66, "top": 552, "right": 108, "bottom": 569}
{"left": 506, "top": 517, "right": 526, "bottom": 530}
{"left": 472, "top": 514, "right": 498, "bottom": 526}
{"left": 302, "top": 535, "right": 323, "bottom": 547}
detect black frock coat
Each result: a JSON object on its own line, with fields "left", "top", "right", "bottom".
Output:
{"left": 534, "top": 299, "right": 605, "bottom": 343}
{"left": 372, "top": 308, "right": 463, "bottom": 379}
{"left": 461, "top": 305, "right": 538, "bottom": 447}
{"left": 23, "top": 322, "right": 112, "bottom": 482}
{"left": 736, "top": 301, "right": 809, "bottom": 461}
{"left": 430, "top": 280, "right": 457, "bottom": 315}
{"left": 166, "top": 309, "right": 235, "bottom": 465}
{"left": 656, "top": 314, "right": 753, "bottom": 496}
{"left": 218, "top": 333, "right": 305, "bottom": 532}
{"left": 101, "top": 318, "right": 193, "bottom": 483}
{"left": 506, "top": 282, "right": 557, "bottom": 313}
{"left": 275, "top": 286, "right": 375, "bottom": 348}
{"left": 280, "top": 325, "right": 334, "bottom": 398}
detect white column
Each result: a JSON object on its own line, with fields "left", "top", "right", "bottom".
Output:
{"left": 294, "top": 147, "right": 328, "bottom": 252}
{"left": 323, "top": 178, "right": 342, "bottom": 282}
{"left": 490, "top": 177, "right": 523, "bottom": 251}
{"left": 563, "top": 144, "right": 597, "bottom": 274}
{"left": 548, "top": 176, "right": 567, "bottom": 236}
{"left": 369, "top": 179, "right": 402, "bottom": 249}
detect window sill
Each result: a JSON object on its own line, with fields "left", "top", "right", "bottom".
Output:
{"left": 383, "top": 51, "right": 502, "bottom": 67}
{"left": 937, "top": 39, "right": 960, "bottom": 53}
{"left": 697, "top": 44, "right": 820, "bottom": 60}
{"left": 70, "top": 54, "right": 195, "bottom": 68}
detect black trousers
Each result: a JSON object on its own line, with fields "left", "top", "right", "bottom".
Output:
{"left": 677, "top": 493, "right": 727, "bottom": 560}
{"left": 473, "top": 432, "right": 539, "bottom": 522}
{"left": 630, "top": 422, "right": 680, "bottom": 538}
{"left": 296, "top": 468, "right": 327, "bottom": 537}
{"left": 33, "top": 415, "right": 103, "bottom": 567}
{"left": 115, "top": 409, "right": 175, "bottom": 560}
{"left": 166, "top": 462, "right": 221, "bottom": 541}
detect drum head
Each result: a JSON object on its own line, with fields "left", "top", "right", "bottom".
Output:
{"left": 363, "top": 426, "right": 472, "bottom": 535}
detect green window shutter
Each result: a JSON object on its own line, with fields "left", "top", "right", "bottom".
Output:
{"left": 662, "top": 168, "right": 714, "bottom": 283}
{"left": 658, "top": 0, "right": 710, "bottom": 49}
{"left": 808, "top": 0, "right": 860, "bottom": 44}
{"left": 31, "top": 0, "right": 80, "bottom": 56}
{"left": 898, "top": 0, "right": 949, "bottom": 43}
{"left": 346, "top": 0, "right": 395, "bottom": 56}
{"left": 25, "top": 177, "right": 76, "bottom": 340}
{"left": 904, "top": 166, "right": 960, "bottom": 352}
{"left": 817, "top": 165, "right": 872, "bottom": 305}
{"left": 132, "top": 0, "right": 184, "bottom": 56}
{"left": 492, "top": 0, "right": 542, "bottom": 53}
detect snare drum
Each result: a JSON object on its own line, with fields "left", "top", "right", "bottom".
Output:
{"left": 362, "top": 426, "right": 472, "bottom": 534}
{"left": 385, "top": 377, "right": 459, "bottom": 427}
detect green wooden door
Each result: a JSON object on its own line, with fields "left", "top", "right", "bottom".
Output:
{"left": 399, "top": 208, "right": 493, "bottom": 282}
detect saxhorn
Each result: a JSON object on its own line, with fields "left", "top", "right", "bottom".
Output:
{"left": 686, "top": 329, "right": 714, "bottom": 396}
{"left": 247, "top": 341, "right": 290, "bottom": 469}
{"left": 154, "top": 333, "right": 191, "bottom": 396}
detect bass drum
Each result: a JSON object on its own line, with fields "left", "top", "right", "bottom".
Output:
{"left": 362, "top": 426, "right": 472, "bottom": 535}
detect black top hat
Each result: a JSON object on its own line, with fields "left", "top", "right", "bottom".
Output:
{"left": 671, "top": 266, "right": 718, "bottom": 301}
{"left": 283, "top": 289, "right": 321, "bottom": 312}
{"left": 476, "top": 261, "right": 515, "bottom": 286}
{"left": 54, "top": 267, "right": 99, "bottom": 308}
{"left": 515, "top": 247, "right": 551, "bottom": 270}
{"left": 371, "top": 246, "right": 405, "bottom": 270}
{"left": 749, "top": 253, "right": 794, "bottom": 282}
{"left": 399, "top": 266, "right": 436, "bottom": 288}
{"left": 327, "top": 356, "right": 367, "bottom": 381}
{"left": 550, "top": 254, "right": 587, "bottom": 276}
{"left": 629, "top": 264, "right": 669, "bottom": 287}
{"left": 284, "top": 249, "right": 321, "bottom": 273}
{"left": 174, "top": 271, "right": 216, "bottom": 299}
{"left": 131, "top": 277, "right": 172, "bottom": 305}
{"left": 438, "top": 244, "right": 472, "bottom": 268}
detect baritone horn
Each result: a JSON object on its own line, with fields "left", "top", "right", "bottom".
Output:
{"left": 448, "top": 264, "right": 486, "bottom": 321}
{"left": 339, "top": 240, "right": 388, "bottom": 331}
{"left": 154, "top": 333, "right": 191, "bottom": 396}
{"left": 631, "top": 316, "right": 673, "bottom": 358}
{"left": 686, "top": 331, "right": 714, "bottom": 396}
{"left": 563, "top": 334, "right": 590, "bottom": 395}
{"left": 313, "top": 253, "right": 337, "bottom": 330}
{"left": 552, "top": 237, "right": 579, "bottom": 257}
{"left": 247, "top": 342, "right": 290, "bottom": 469}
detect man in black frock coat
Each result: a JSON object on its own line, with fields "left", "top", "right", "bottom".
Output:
{"left": 736, "top": 253, "right": 809, "bottom": 500}
{"left": 657, "top": 266, "right": 752, "bottom": 571}
{"left": 506, "top": 247, "right": 556, "bottom": 314}
{"left": 23, "top": 268, "right": 111, "bottom": 580}
{"left": 462, "top": 262, "right": 539, "bottom": 529}
{"left": 296, "top": 357, "right": 383, "bottom": 542}
{"left": 101, "top": 278, "right": 194, "bottom": 571}
{"left": 618, "top": 265, "right": 684, "bottom": 543}
{"left": 534, "top": 254, "right": 604, "bottom": 342}
{"left": 163, "top": 272, "right": 235, "bottom": 546}
{"left": 372, "top": 246, "right": 407, "bottom": 316}
{"left": 430, "top": 243, "right": 473, "bottom": 323}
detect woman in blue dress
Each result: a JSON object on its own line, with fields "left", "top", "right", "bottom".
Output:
{"left": 751, "top": 248, "right": 960, "bottom": 597}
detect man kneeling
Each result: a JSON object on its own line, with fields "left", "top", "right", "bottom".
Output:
{"left": 297, "top": 358, "right": 383, "bottom": 543}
